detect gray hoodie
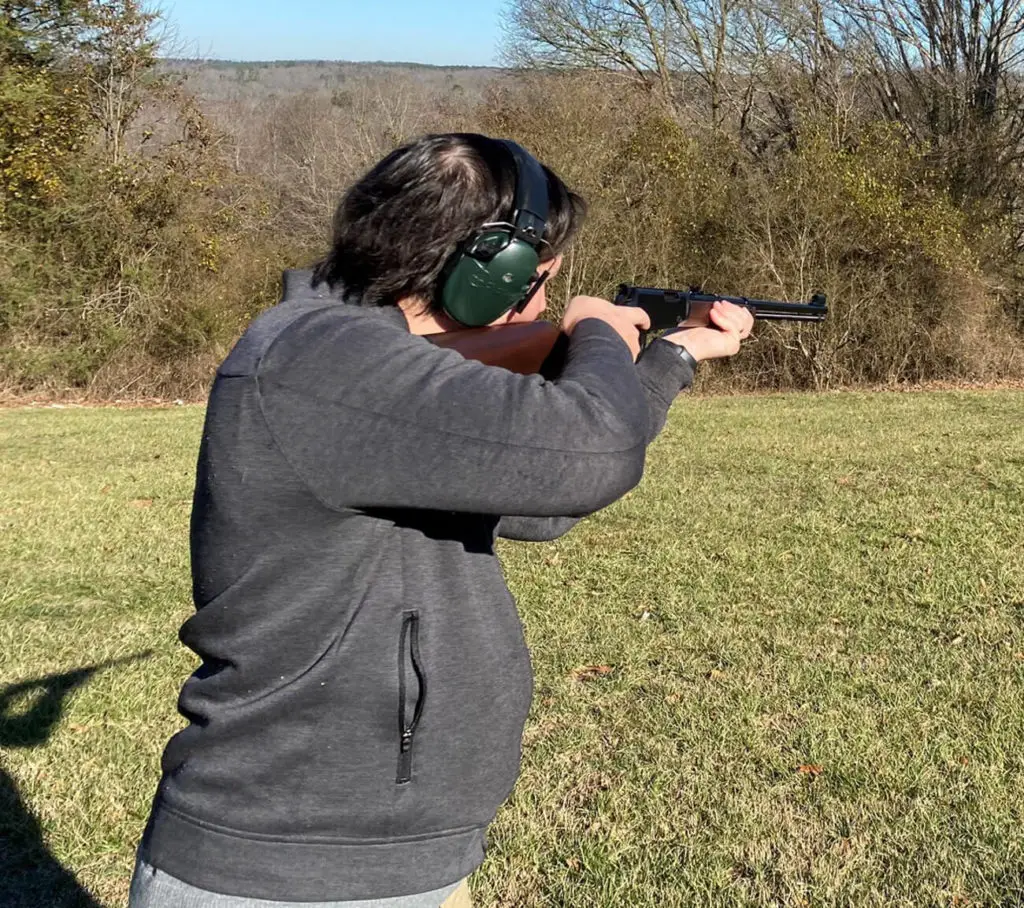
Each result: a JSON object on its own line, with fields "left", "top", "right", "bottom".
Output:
{"left": 139, "top": 270, "right": 693, "bottom": 901}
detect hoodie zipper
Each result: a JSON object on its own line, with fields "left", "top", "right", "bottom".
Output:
{"left": 397, "top": 611, "right": 426, "bottom": 784}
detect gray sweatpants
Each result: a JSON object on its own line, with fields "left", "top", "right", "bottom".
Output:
{"left": 128, "top": 859, "right": 468, "bottom": 908}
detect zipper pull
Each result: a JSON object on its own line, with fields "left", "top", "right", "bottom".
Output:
{"left": 400, "top": 729, "right": 414, "bottom": 753}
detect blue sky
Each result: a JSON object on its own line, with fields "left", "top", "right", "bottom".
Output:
{"left": 161, "top": 0, "right": 507, "bottom": 66}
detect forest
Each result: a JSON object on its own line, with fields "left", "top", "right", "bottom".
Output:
{"left": 2, "top": 0, "right": 1023, "bottom": 395}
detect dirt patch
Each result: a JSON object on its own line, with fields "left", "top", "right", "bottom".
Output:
{"left": 2, "top": 379, "right": 1023, "bottom": 411}
{"left": 0, "top": 395, "right": 201, "bottom": 410}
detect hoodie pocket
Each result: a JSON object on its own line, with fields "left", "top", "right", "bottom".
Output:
{"left": 396, "top": 611, "right": 426, "bottom": 784}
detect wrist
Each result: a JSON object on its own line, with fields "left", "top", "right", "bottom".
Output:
{"left": 660, "top": 338, "right": 700, "bottom": 370}
{"left": 663, "top": 329, "right": 708, "bottom": 360}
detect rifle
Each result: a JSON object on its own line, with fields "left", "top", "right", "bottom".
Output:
{"left": 427, "top": 284, "right": 828, "bottom": 376}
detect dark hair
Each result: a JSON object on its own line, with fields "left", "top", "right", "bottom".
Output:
{"left": 311, "top": 133, "right": 586, "bottom": 313}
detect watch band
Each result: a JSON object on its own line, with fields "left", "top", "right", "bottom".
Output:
{"left": 662, "top": 339, "right": 699, "bottom": 371}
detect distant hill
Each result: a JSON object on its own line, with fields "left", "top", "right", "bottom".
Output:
{"left": 160, "top": 59, "right": 505, "bottom": 105}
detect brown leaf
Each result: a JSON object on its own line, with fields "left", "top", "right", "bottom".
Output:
{"left": 797, "top": 764, "right": 824, "bottom": 777}
{"left": 129, "top": 499, "right": 153, "bottom": 508}
{"left": 571, "top": 665, "right": 614, "bottom": 682}
{"left": 707, "top": 669, "right": 727, "bottom": 681}
{"left": 836, "top": 476, "right": 853, "bottom": 486}
{"left": 664, "top": 693, "right": 682, "bottom": 705}
{"left": 565, "top": 857, "right": 582, "bottom": 871}
{"left": 100, "top": 484, "right": 112, "bottom": 495}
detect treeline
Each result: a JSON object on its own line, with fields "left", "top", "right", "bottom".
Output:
{"left": 1, "top": 0, "right": 1022, "bottom": 397}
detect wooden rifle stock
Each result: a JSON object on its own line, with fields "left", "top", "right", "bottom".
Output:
{"left": 425, "top": 321, "right": 564, "bottom": 375}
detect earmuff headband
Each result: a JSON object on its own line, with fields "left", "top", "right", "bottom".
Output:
{"left": 500, "top": 140, "right": 549, "bottom": 247}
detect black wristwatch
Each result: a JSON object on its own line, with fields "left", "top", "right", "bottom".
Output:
{"left": 658, "top": 338, "right": 699, "bottom": 371}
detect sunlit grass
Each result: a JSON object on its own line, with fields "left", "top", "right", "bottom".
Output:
{"left": 1, "top": 391, "right": 1022, "bottom": 907}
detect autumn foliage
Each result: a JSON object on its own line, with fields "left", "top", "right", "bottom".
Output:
{"left": 1, "top": 0, "right": 1022, "bottom": 396}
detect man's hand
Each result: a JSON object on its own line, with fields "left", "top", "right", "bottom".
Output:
{"left": 563, "top": 296, "right": 652, "bottom": 362}
{"left": 663, "top": 300, "right": 754, "bottom": 361}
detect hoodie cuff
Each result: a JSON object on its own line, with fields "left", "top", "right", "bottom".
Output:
{"left": 637, "top": 337, "right": 697, "bottom": 395}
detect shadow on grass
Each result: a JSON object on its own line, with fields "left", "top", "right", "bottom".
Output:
{"left": 0, "top": 652, "right": 152, "bottom": 908}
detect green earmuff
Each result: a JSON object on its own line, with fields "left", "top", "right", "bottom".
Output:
{"left": 439, "top": 140, "right": 549, "bottom": 328}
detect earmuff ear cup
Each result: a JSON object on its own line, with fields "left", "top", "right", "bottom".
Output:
{"left": 439, "top": 139, "right": 549, "bottom": 327}
{"left": 440, "top": 230, "right": 541, "bottom": 327}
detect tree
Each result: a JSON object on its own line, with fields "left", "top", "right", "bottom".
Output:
{"left": 503, "top": 0, "right": 767, "bottom": 128}
{"left": 845, "top": 0, "right": 1024, "bottom": 243}
{"left": 0, "top": 0, "right": 92, "bottom": 65}
{"left": 504, "top": 0, "right": 1024, "bottom": 246}
{"left": 0, "top": 1, "right": 93, "bottom": 215}
{"left": 79, "top": 0, "right": 162, "bottom": 165}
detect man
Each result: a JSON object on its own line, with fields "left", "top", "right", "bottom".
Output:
{"left": 130, "top": 133, "right": 753, "bottom": 907}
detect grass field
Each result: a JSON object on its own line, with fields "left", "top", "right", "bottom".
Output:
{"left": 1, "top": 391, "right": 1023, "bottom": 908}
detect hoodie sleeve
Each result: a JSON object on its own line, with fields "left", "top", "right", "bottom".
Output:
{"left": 495, "top": 515, "right": 583, "bottom": 542}
{"left": 635, "top": 338, "right": 697, "bottom": 442}
{"left": 257, "top": 309, "right": 660, "bottom": 518}
{"left": 493, "top": 337, "right": 695, "bottom": 541}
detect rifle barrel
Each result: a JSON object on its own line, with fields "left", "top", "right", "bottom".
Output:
{"left": 616, "top": 285, "right": 828, "bottom": 327}
{"left": 688, "top": 291, "right": 827, "bottom": 321}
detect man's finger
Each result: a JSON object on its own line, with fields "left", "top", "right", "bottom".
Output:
{"left": 737, "top": 309, "right": 754, "bottom": 338}
{"left": 709, "top": 306, "right": 741, "bottom": 334}
{"left": 624, "top": 307, "right": 652, "bottom": 330}
{"left": 716, "top": 302, "right": 755, "bottom": 333}
{"left": 718, "top": 300, "right": 750, "bottom": 318}
{"left": 722, "top": 309, "right": 750, "bottom": 338}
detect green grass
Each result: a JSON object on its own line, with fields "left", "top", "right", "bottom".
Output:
{"left": 1, "top": 392, "right": 1023, "bottom": 907}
